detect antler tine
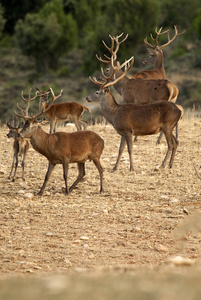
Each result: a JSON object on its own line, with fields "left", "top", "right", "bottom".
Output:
{"left": 30, "top": 88, "right": 63, "bottom": 121}
{"left": 103, "top": 56, "right": 134, "bottom": 88}
{"left": 102, "top": 35, "right": 115, "bottom": 54}
{"left": 159, "top": 25, "right": 186, "bottom": 49}
{"left": 89, "top": 75, "right": 106, "bottom": 88}
{"left": 111, "top": 33, "right": 128, "bottom": 61}
{"left": 145, "top": 26, "right": 169, "bottom": 49}
{"left": 96, "top": 53, "right": 111, "bottom": 64}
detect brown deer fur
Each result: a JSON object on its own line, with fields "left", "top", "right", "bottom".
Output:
{"left": 86, "top": 88, "right": 181, "bottom": 171}
{"left": 37, "top": 88, "right": 91, "bottom": 133}
{"left": 7, "top": 123, "right": 29, "bottom": 181}
{"left": 16, "top": 88, "right": 103, "bottom": 195}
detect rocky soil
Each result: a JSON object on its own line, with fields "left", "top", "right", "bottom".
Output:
{"left": 0, "top": 115, "right": 201, "bottom": 298}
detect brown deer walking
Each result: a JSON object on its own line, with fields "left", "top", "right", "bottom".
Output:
{"left": 7, "top": 122, "right": 29, "bottom": 182}
{"left": 36, "top": 87, "right": 91, "bottom": 133}
{"left": 87, "top": 59, "right": 181, "bottom": 171}
{"left": 15, "top": 88, "right": 104, "bottom": 195}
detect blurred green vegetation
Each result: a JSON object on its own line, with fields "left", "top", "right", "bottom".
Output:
{"left": 0, "top": 0, "right": 201, "bottom": 123}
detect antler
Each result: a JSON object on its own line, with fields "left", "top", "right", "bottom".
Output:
{"left": 96, "top": 33, "right": 129, "bottom": 64}
{"left": 14, "top": 88, "right": 63, "bottom": 121}
{"left": 144, "top": 25, "right": 186, "bottom": 50}
{"left": 89, "top": 56, "right": 134, "bottom": 89}
{"left": 14, "top": 89, "right": 39, "bottom": 120}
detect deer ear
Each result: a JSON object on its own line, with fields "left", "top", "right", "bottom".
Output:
{"left": 104, "top": 87, "right": 110, "bottom": 93}
{"left": 7, "top": 122, "right": 12, "bottom": 129}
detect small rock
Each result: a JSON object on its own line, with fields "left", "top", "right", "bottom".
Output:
{"left": 80, "top": 236, "right": 89, "bottom": 240}
{"left": 46, "top": 232, "right": 53, "bottom": 236}
{"left": 103, "top": 209, "right": 108, "bottom": 215}
{"left": 155, "top": 244, "right": 168, "bottom": 252}
{"left": 24, "top": 193, "right": 34, "bottom": 200}
{"left": 18, "top": 190, "right": 25, "bottom": 194}
{"left": 167, "top": 255, "right": 195, "bottom": 266}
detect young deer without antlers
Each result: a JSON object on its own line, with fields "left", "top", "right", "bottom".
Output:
{"left": 87, "top": 62, "right": 181, "bottom": 172}
{"left": 36, "top": 87, "right": 91, "bottom": 133}
{"left": 7, "top": 122, "right": 29, "bottom": 182}
{"left": 15, "top": 88, "right": 104, "bottom": 195}
{"left": 132, "top": 25, "right": 186, "bottom": 80}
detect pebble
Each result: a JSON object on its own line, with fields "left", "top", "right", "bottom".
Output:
{"left": 24, "top": 193, "right": 34, "bottom": 200}
{"left": 155, "top": 244, "right": 168, "bottom": 252}
{"left": 167, "top": 255, "right": 195, "bottom": 266}
{"left": 80, "top": 236, "right": 89, "bottom": 240}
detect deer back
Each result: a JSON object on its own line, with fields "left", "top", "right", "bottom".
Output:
{"left": 43, "top": 102, "right": 86, "bottom": 121}
{"left": 122, "top": 79, "right": 172, "bottom": 105}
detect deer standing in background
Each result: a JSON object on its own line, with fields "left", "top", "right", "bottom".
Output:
{"left": 15, "top": 88, "right": 104, "bottom": 195}
{"left": 96, "top": 33, "right": 179, "bottom": 105}
{"left": 97, "top": 32, "right": 180, "bottom": 143}
{"left": 87, "top": 58, "right": 181, "bottom": 171}
{"left": 7, "top": 122, "right": 29, "bottom": 182}
{"left": 36, "top": 87, "right": 91, "bottom": 133}
{"left": 132, "top": 25, "right": 186, "bottom": 79}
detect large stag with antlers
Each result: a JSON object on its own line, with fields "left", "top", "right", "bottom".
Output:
{"left": 96, "top": 32, "right": 179, "bottom": 105}
{"left": 133, "top": 25, "right": 186, "bottom": 79}
{"left": 36, "top": 87, "right": 91, "bottom": 133}
{"left": 87, "top": 58, "right": 181, "bottom": 171}
{"left": 96, "top": 31, "right": 183, "bottom": 144}
{"left": 15, "top": 88, "right": 104, "bottom": 195}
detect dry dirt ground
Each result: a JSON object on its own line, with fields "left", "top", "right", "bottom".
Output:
{"left": 0, "top": 114, "right": 201, "bottom": 299}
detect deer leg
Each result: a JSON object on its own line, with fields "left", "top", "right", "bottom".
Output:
{"left": 49, "top": 121, "right": 53, "bottom": 134}
{"left": 92, "top": 158, "right": 104, "bottom": 193}
{"left": 113, "top": 136, "right": 126, "bottom": 171}
{"left": 12, "top": 154, "right": 19, "bottom": 182}
{"left": 73, "top": 118, "right": 82, "bottom": 131}
{"left": 69, "top": 163, "right": 85, "bottom": 193}
{"left": 21, "top": 154, "right": 25, "bottom": 181}
{"left": 63, "top": 159, "right": 69, "bottom": 195}
{"left": 134, "top": 136, "right": 138, "bottom": 142}
{"left": 21, "top": 143, "right": 29, "bottom": 181}
{"left": 53, "top": 121, "right": 57, "bottom": 133}
{"left": 80, "top": 120, "right": 87, "bottom": 130}
{"left": 175, "top": 124, "right": 178, "bottom": 139}
{"left": 8, "top": 156, "right": 15, "bottom": 180}
{"left": 156, "top": 131, "right": 163, "bottom": 144}
{"left": 38, "top": 162, "right": 55, "bottom": 195}
{"left": 125, "top": 133, "right": 134, "bottom": 171}
{"left": 160, "top": 132, "right": 174, "bottom": 169}
{"left": 169, "top": 135, "right": 178, "bottom": 168}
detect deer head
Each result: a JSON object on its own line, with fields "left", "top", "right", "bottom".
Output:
{"left": 15, "top": 88, "right": 63, "bottom": 138}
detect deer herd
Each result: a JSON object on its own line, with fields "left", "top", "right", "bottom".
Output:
{"left": 6, "top": 25, "right": 186, "bottom": 195}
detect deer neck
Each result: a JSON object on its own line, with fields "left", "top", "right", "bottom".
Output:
{"left": 113, "top": 69, "right": 129, "bottom": 96}
{"left": 99, "top": 92, "right": 119, "bottom": 125}
{"left": 39, "top": 100, "right": 48, "bottom": 112}
{"left": 30, "top": 126, "right": 51, "bottom": 158}
{"left": 154, "top": 50, "right": 165, "bottom": 76}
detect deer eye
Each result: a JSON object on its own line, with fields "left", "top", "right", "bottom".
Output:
{"left": 96, "top": 91, "right": 99, "bottom": 95}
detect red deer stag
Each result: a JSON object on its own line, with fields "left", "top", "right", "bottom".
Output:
{"left": 96, "top": 33, "right": 179, "bottom": 105}
{"left": 36, "top": 87, "right": 91, "bottom": 133}
{"left": 132, "top": 25, "right": 186, "bottom": 79}
{"left": 87, "top": 57, "right": 181, "bottom": 172}
{"left": 97, "top": 33, "right": 180, "bottom": 143}
{"left": 7, "top": 122, "right": 29, "bottom": 182}
{"left": 15, "top": 88, "right": 104, "bottom": 195}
